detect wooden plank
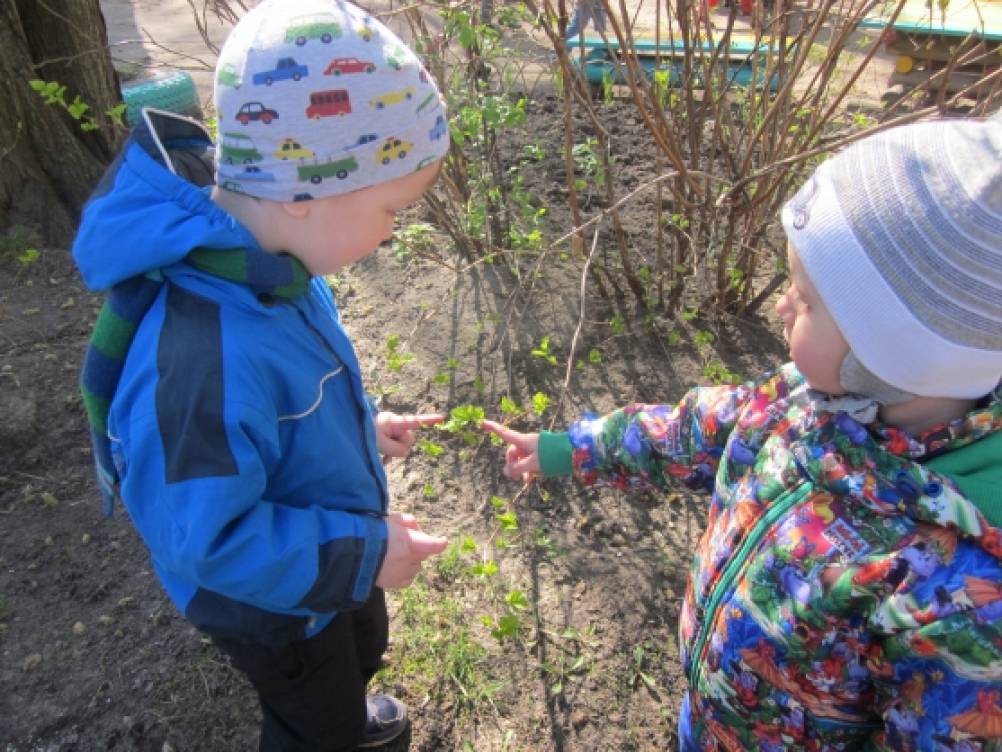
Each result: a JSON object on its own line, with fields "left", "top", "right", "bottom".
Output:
{"left": 890, "top": 66, "right": 998, "bottom": 94}
{"left": 887, "top": 32, "right": 1002, "bottom": 64}
{"left": 861, "top": 0, "right": 1002, "bottom": 41}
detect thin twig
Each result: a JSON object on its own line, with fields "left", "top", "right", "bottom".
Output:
{"left": 551, "top": 225, "right": 602, "bottom": 429}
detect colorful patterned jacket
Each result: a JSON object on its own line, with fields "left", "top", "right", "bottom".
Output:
{"left": 539, "top": 364, "right": 1002, "bottom": 750}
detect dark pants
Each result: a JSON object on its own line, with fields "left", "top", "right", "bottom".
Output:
{"left": 213, "top": 590, "right": 389, "bottom": 752}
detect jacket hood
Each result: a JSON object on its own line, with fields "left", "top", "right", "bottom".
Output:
{"left": 73, "top": 109, "right": 260, "bottom": 291}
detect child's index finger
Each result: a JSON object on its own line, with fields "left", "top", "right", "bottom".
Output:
{"left": 400, "top": 413, "right": 445, "bottom": 429}
{"left": 481, "top": 419, "right": 516, "bottom": 442}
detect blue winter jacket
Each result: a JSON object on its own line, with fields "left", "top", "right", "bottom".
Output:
{"left": 73, "top": 112, "right": 388, "bottom": 646}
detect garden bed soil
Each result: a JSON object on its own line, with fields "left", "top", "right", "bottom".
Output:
{"left": 0, "top": 94, "right": 786, "bottom": 751}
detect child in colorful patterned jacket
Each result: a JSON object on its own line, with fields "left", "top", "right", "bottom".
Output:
{"left": 485, "top": 118, "right": 1002, "bottom": 751}
{"left": 75, "top": 1, "right": 452, "bottom": 749}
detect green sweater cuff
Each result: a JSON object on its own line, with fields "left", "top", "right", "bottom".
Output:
{"left": 539, "top": 431, "right": 573, "bottom": 477}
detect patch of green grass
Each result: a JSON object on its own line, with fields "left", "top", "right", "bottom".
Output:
{"left": 434, "top": 537, "right": 471, "bottom": 582}
{"left": 380, "top": 578, "right": 504, "bottom": 715}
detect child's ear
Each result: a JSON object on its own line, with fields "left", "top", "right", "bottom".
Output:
{"left": 279, "top": 200, "right": 310, "bottom": 219}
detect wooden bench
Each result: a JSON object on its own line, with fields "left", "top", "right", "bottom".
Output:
{"left": 571, "top": 33, "right": 788, "bottom": 93}
{"left": 860, "top": 0, "right": 1002, "bottom": 98}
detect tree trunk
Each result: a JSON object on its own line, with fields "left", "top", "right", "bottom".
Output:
{"left": 0, "top": 0, "right": 124, "bottom": 248}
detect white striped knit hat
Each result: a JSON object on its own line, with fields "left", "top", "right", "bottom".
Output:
{"left": 213, "top": 0, "right": 449, "bottom": 203}
{"left": 781, "top": 118, "right": 1002, "bottom": 399}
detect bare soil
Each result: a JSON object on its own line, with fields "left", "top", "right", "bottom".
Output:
{"left": 0, "top": 90, "right": 787, "bottom": 752}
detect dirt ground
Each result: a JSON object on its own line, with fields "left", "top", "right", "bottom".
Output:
{"left": 0, "top": 77, "right": 795, "bottom": 750}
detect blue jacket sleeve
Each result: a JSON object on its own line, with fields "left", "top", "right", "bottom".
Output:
{"left": 116, "top": 402, "right": 387, "bottom": 615}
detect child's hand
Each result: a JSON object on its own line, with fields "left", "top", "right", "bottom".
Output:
{"left": 375, "top": 412, "right": 444, "bottom": 460}
{"left": 375, "top": 512, "right": 448, "bottom": 589}
{"left": 481, "top": 420, "right": 541, "bottom": 481}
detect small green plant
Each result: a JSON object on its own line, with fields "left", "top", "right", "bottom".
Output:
{"left": 703, "top": 361, "right": 740, "bottom": 385}
{"left": 483, "top": 611, "right": 521, "bottom": 642}
{"left": 587, "top": 348, "right": 602, "bottom": 364}
{"left": 384, "top": 334, "right": 415, "bottom": 373}
{"left": 432, "top": 357, "right": 460, "bottom": 385}
{"left": 601, "top": 69, "right": 615, "bottom": 104}
{"left": 505, "top": 589, "right": 529, "bottom": 610}
{"left": 417, "top": 438, "right": 445, "bottom": 458}
{"left": 523, "top": 142, "right": 545, "bottom": 161}
{"left": 609, "top": 316, "right": 626, "bottom": 336}
{"left": 442, "top": 404, "right": 484, "bottom": 430}
{"left": 421, "top": 483, "right": 437, "bottom": 499}
{"left": 491, "top": 496, "right": 519, "bottom": 532}
{"left": 482, "top": 582, "right": 529, "bottom": 644}
{"left": 850, "top": 110, "right": 877, "bottom": 128}
{"left": 500, "top": 396, "right": 524, "bottom": 417}
{"left": 571, "top": 138, "right": 607, "bottom": 190}
{"left": 16, "top": 248, "right": 39, "bottom": 268}
{"left": 531, "top": 336, "right": 558, "bottom": 365}
{"left": 533, "top": 527, "right": 564, "bottom": 558}
{"left": 626, "top": 643, "right": 659, "bottom": 690}
{"left": 652, "top": 68, "right": 672, "bottom": 109}
{"left": 0, "top": 228, "right": 42, "bottom": 268}
{"left": 391, "top": 222, "right": 438, "bottom": 264}
{"left": 692, "top": 329, "right": 715, "bottom": 353}
{"left": 542, "top": 652, "right": 590, "bottom": 694}
{"left": 471, "top": 559, "right": 499, "bottom": 577}
{"left": 531, "top": 391, "right": 550, "bottom": 417}
{"left": 439, "top": 404, "right": 485, "bottom": 446}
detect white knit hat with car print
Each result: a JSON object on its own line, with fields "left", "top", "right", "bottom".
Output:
{"left": 781, "top": 118, "right": 1002, "bottom": 401}
{"left": 214, "top": 0, "right": 449, "bottom": 203}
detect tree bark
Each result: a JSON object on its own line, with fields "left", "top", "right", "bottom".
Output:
{"left": 0, "top": 0, "right": 124, "bottom": 248}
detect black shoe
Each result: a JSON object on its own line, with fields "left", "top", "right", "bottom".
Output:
{"left": 357, "top": 694, "right": 409, "bottom": 749}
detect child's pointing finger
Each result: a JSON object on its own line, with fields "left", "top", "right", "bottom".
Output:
{"left": 405, "top": 413, "right": 446, "bottom": 428}
{"left": 482, "top": 420, "right": 542, "bottom": 480}
{"left": 482, "top": 420, "right": 533, "bottom": 449}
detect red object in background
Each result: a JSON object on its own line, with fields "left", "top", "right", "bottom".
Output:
{"left": 705, "top": 0, "right": 754, "bottom": 14}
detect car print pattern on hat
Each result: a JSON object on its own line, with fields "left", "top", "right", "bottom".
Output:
{"left": 214, "top": 0, "right": 449, "bottom": 202}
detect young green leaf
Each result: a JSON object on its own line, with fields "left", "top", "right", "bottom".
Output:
{"left": 417, "top": 438, "right": 445, "bottom": 458}
{"left": 531, "top": 392, "right": 550, "bottom": 416}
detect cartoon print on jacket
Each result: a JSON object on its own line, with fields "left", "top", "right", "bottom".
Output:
{"left": 565, "top": 364, "right": 1002, "bottom": 750}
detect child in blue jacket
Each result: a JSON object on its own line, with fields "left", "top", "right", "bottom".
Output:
{"left": 74, "top": 1, "right": 450, "bottom": 748}
{"left": 486, "top": 119, "right": 1002, "bottom": 750}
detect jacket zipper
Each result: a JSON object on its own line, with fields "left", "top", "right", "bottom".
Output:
{"left": 288, "top": 302, "right": 388, "bottom": 512}
{"left": 688, "top": 482, "right": 812, "bottom": 690}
